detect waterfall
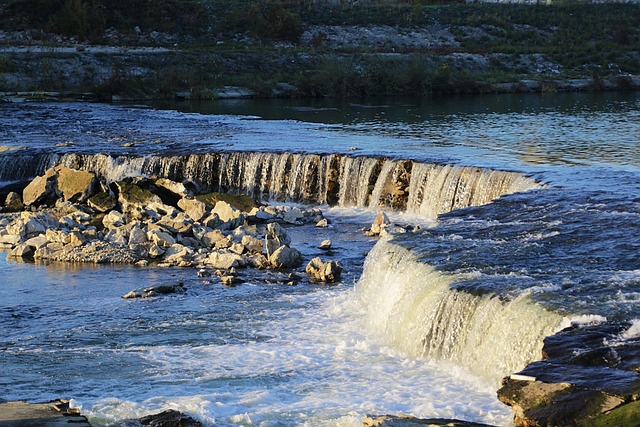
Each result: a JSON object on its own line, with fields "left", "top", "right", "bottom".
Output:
{"left": 355, "top": 237, "right": 562, "bottom": 384}
{"left": 0, "top": 151, "right": 542, "bottom": 217}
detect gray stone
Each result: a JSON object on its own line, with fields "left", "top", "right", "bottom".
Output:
{"left": 269, "top": 245, "right": 302, "bottom": 268}
{"left": 207, "top": 250, "right": 246, "bottom": 269}
{"left": 178, "top": 197, "right": 208, "bottom": 222}
{"left": 22, "top": 168, "right": 56, "bottom": 206}
{"left": 128, "top": 225, "right": 148, "bottom": 245}
{"left": 155, "top": 178, "right": 193, "bottom": 198}
{"left": 316, "top": 218, "right": 329, "bottom": 228}
{"left": 147, "top": 228, "right": 176, "bottom": 247}
{"left": 148, "top": 244, "right": 166, "bottom": 258}
{"left": 55, "top": 166, "right": 98, "bottom": 202}
{"left": 370, "top": 211, "right": 390, "bottom": 235}
{"left": 319, "top": 239, "right": 332, "bottom": 250}
{"left": 102, "top": 210, "right": 127, "bottom": 229}
{"left": 241, "top": 235, "right": 264, "bottom": 254}
{"left": 25, "top": 234, "right": 48, "bottom": 250}
{"left": 4, "top": 191, "right": 24, "bottom": 211}
{"left": 212, "top": 200, "right": 243, "bottom": 226}
{"left": 305, "top": 257, "right": 342, "bottom": 282}
{"left": 7, "top": 243, "right": 33, "bottom": 258}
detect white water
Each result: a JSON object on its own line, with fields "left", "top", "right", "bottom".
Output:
{"left": 355, "top": 237, "right": 563, "bottom": 384}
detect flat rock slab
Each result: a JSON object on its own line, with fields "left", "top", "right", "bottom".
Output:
{"left": 0, "top": 399, "right": 91, "bottom": 427}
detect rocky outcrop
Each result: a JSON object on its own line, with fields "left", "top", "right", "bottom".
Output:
{"left": 0, "top": 399, "right": 91, "bottom": 427}
{"left": 122, "top": 282, "right": 186, "bottom": 299}
{"left": 361, "top": 414, "right": 495, "bottom": 427}
{"left": 117, "top": 409, "right": 202, "bottom": 427}
{"left": 305, "top": 257, "right": 342, "bottom": 282}
{"left": 497, "top": 322, "right": 640, "bottom": 427}
{"left": 3, "top": 167, "right": 320, "bottom": 276}
{"left": 23, "top": 165, "right": 98, "bottom": 206}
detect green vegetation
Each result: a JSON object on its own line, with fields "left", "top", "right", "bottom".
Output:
{"left": 0, "top": 0, "right": 638, "bottom": 98}
{"left": 585, "top": 401, "right": 640, "bottom": 427}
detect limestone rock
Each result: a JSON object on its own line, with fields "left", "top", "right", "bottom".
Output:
{"left": 24, "top": 234, "right": 48, "bottom": 250}
{"left": 178, "top": 197, "right": 208, "bottom": 222}
{"left": 207, "top": 250, "right": 246, "bottom": 269}
{"left": 147, "top": 228, "right": 176, "bottom": 247}
{"left": 7, "top": 243, "right": 33, "bottom": 258}
{"left": 318, "top": 239, "right": 332, "bottom": 250}
{"left": 265, "top": 222, "right": 291, "bottom": 257}
{"left": 361, "top": 414, "right": 495, "bottom": 427}
{"left": 128, "top": 225, "right": 148, "bottom": 245}
{"left": 103, "top": 210, "right": 127, "bottom": 229}
{"left": 55, "top": 166, "right": 98, "bottom": 202}
{"left": 212, "top": 200, "right": 246, "bottom": 229}
{"left": 316, "top": 218, "right": 329, "bottom": 228}
{"left": 148, "top": 244, "right": 166, "bottom": 258}
{"left": 114, "top": 181, "right": 162, "bottom": 214}
{"left": 268, "top": 245, "right": 302, "bottom": 268}
{"left": 4, "top": 191, "right": 24, "bottom": 212}
{"left": 155, "top": 178, "right": 194, "bottom": 198}
{"left": 22, "top": 168, "right": 56, "bottom": 206}
{"left": 241, "top": 234, "right": 264, "bottom": 254}
{"left": 305, "top": 257, "right": 342, "bottom": 282}
{"left": 370, "top": 211, "right": 390, "bottom": 235}
{"left": 87, "top": 191, "right": 117, "bottom": 213}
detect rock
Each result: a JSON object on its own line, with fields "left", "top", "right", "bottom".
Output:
{"left": 370, "top": 211, "right": 390, "bottom": 235}
{"left": 87, "top": 191, "right": 117, "bottom": 213}
{"left": 68, "top": 230, "right": 86, "bottom": 248}
{"left": 55, "top": 166, "right": 98, "bottom": 202}
{"left": 318, "top": 239, "right": 332, "bottom": 250}
{"left": 46, "top": 228, "right": 70, "bottom": 244}
{"left": 147, "top": 228, "right": 176, "bottom": 247}
{"left": 114, "top": 181, "right": 162, "bottom": 214}
{"left": 241, "top": 234, "right": 263, "bottom": 254}
{"left": 265, "top": 222, "right": 291, "bottom": 257}
{"left": 178, "top": 197, "right": 208, "bottom": 222}
{"left": 0, "top": 400, "right": 91, "bottom": 427}
{"left": 282, "top": 206, "right": 304, "bottom": 224}
{"left": 207, "top": 250, "right": 246, "bottom": 269}
{"left": 163, "top": 244, "right": 194, "bottom": 264}
{"left": 211, "top": 200, "right": 243, "bottom": 227}
{"left": 24, "top": 234, "right": 48, "bottom": 250}
{"left": 128, "top": 225, "right": 148, "bottom": 245}
{"left": 201, "top": 229, "right": 227, "bottom": 247}
{"left": 255, "top": 209, "right": 275, "bottom": 221}
{"left": 4, "top": 191, "right": 24, "bottom": 211}
{"left": 220, "top": 275, "right": 241, "bottom": 286}
{"left": 229, "top": 242, "right": 245, "bottom": 255}
{"left": 103, "top": 210, "right": 127, "bottom": 229}
{"left": 22, "top": 168, "right": 56, "bottom": 206}
{"left": 122, "top": 409, "right": 203, "bottom": 427}
{"left": 122, "top": 283, "right": 186, "bottom": 299}
{"left": 148, "top": 244, "right": 166, "bottom": 258}
{"left": 155, "top": 177, "right": 194, "bottom": 198}
{"left": 197, "top": 268, "right": 211, "bottom": 277}
{"left": 379, "top": 224, "right": 407, "bottom": 236}
{"left": 497, "top": 379, "right": 623, "bottom": 427}
{"left": 268, "top": 245, "right": 302, "bottom": 268}
{"left": 316, "top": 218, "right": 329, "bottom": 228}
{"left": 7, "top": 243, "right": 33, "bottom": 258}
{"left": 361, "top": 414, "right": 495, "bottom": 427}
{"left": 305, "top": 257, "right": 342, "bottom": 282}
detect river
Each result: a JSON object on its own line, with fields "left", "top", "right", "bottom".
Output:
{"left": 0, "top": 91, "right": 639, "bottom": 426}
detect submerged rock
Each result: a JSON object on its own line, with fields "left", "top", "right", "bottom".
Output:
{"left": 361, "top": 414, "right": 496, "bottom": 426}
{"left": 117, "top": 409, "right": 202, "bottom": 427}
{"left": 122, "top": 282, "right": 186, "bottom": 299}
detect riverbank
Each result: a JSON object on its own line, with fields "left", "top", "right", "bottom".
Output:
{"left": 1, "top": 2, "right": 639, "bottom": 100}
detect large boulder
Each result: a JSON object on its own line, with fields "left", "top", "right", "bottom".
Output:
{"left": 265, "top": 222, "right": 291, "bottom": 257}
{"left": 207, "top": 250, "right": 246, "bottom": 269}
{"left": 361, "top": 415, "right": 495, "bottom": 427}
{"left": 305, "top": 257, "right": 342, "bottom": 282}
{"left": 114, "top": 181, "right": 162, "bottom": 214}
{"left": 178, "top": 197, "right": 208, "bottom": 222}
{"left": 87, "top": 191, "right": 117, "bottom": 213}
{"left": 117, "top": 409, "right": 202, "bottom": 427}
{"left": 23, "top": 166, "right": 98, "bottom": 206}
{"left": 55, "top": 166, "right": 98, "bottom": 202}
{"left": 268, "top": 245, "right": 302, "bottom": 268}
{"left": 211, "top": 200, "right": 244, "bottom": 228}
{"left": 22, "top": 168, "right": 57, "bottom": 206}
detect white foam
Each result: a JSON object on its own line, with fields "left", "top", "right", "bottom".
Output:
{"left": 621, "top": 319, "right": 640, "bottom": 340}
{"left": 558, "top": 314, "right": 608, "bottom": 330}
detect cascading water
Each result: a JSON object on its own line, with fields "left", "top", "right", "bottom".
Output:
{"left": 354, "top": 237, "right": 563, "bottom": 384}
{"left": 4, "top": 151, "right": 542, "bottom": 218}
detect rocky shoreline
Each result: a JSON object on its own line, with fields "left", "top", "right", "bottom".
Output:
{"left": 1, "top": 165, "right": 344, "bottom": 286}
